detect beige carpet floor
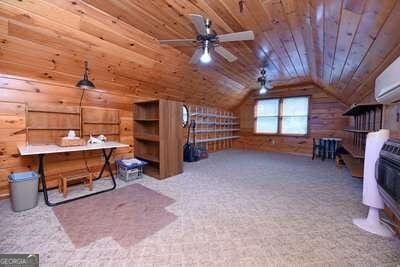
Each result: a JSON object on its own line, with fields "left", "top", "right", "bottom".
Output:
{"left": 0, "top": 149, "right": 399, "bottom": 266}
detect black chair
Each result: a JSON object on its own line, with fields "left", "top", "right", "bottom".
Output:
{"left": 313, "top": 138, "right": 342, "bottom": 161}
{"left": 312, "top": 138, "right": 323, "bottom": 160}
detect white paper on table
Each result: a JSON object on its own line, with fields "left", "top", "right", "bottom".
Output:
{"left": 362, "top": 129, "right": 390, "bottom": 209}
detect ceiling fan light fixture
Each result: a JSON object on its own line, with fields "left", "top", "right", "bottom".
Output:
{"left": 259, "top": 85, "right": 267, "bottom": 95}
{"left": 76, "top": 61, "right": 95, "bottom": 89}
{"left": 200, "top": 42, "right": 212, "bottom": 64}
{"left": 258, "top": 68, "right": 269, "bottom": 94}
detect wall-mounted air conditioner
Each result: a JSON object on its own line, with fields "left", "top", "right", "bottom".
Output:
{"left": 375, "top": 55, "right": 400, "bottom": 104}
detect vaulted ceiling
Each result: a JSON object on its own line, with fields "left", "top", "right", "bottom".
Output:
{"left": 0, "top": 0, "right": 400, "bottom": 108}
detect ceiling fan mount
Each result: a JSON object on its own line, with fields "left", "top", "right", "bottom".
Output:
{"left": 159, "top": 14, "right": 255, "bottom": 64}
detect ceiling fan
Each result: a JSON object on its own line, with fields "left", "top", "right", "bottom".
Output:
{"left": 159, "top": 14, "right": 255, "bottom": 64}
{"left": 258, "top": 68, "right": 272, "bottom": 94}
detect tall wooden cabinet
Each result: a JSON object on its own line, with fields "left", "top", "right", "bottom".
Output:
{"left": 134, "top": 99, "right": 183, "bottom": 179}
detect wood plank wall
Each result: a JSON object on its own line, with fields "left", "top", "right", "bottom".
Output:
{"left": 0, "top": 74, "right": 234, "bottom": 198}
{"left": 0, "top": 74, "right": 144, "bottom": 198}
{"left": 233, "top": 83, "right": 349, "bottom": 156}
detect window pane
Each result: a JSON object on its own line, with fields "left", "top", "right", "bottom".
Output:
{"left": 281, "top": 116, "right": 308, "bottom": 134}
{"left": 256, "top": 117, "right": 278, "bottom": 134}
{"left": 282, "top": 97, "right": 308, "bottom": 116}
{"left": 256, "top": 99, "right": 279, "bottom": 116}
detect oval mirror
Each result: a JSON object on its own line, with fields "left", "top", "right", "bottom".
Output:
{"left": 182, "top": 105, "right": 189, "bottom": 128}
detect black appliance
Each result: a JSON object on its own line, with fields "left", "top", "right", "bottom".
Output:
{"left": 376, "top": 139, "right": 400, "bottom": 218}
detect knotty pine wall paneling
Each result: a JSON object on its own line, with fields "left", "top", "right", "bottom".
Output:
{"left": 233, "top": 84, "right": 349, "bottom": 156}
{"left": 0, "top": 75, "right": 137, "bottom": 198}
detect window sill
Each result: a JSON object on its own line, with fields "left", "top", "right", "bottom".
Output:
{"left": 253, "top": 132, "right": 309, "bottom": 138}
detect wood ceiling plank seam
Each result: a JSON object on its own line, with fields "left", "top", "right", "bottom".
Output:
{"left": 348, "top": 41, "right": 400, "bottom": 104}
{"left": 290, "top": 0, "right": 314, "bottom": 79}
{"left": 78, "top": 19, "right": 163, "bottom": 61}
{"left": 74, "top": 1, "right": 175, "bottom": 55}
{"left": 281, "top": 0, "right": 310, "bottom": 76}
{"left": 66, "top": 0, "right": 161, "bottom": 47}
{"left": 322, "top": 0, "right": 343, "bottom": 85}
{"left": 260, "top": 2, "right": 298, "bottom": 78}
{"left": 337, "top": 0, "right": 397, "bottom": 94}
{"left": 328, "top": 5, "right": 365, "bottom": 86}
{"left": 253, "top": 33, "right": 290, "bottom": 78}
{"left": 127, "top": 0, "right": 198, "bottom": 37}
{"left": 309, "top": 0, "right": 325, "bottom": 80}
{"left": 218, "top": 0, "right": 288, "bottom": 79}
{"left": 325, "top": 1, "right": 344, "bottom": 86}
{"left": 264, "top": 30, "right": 298, "bottom": 78}
{"left": 1, "top": 1, "right": 158, "bottom": 68}
{"left": 165, "top": 0, "right": 234, "bottom": 32}
{"left": 343, "top": 0, "right": 400, "bottom": 100}
{"left": 101, "top": 0, "right": 189, "bottom": 39}
{"left": 268, "top": 0, "right": 306, "bottom": 77}
{"left": 209, "top": 1, "right": 285, "bottom": 81}
{"left": 335, "top": 0, "right": 368, "bottom": 87}
{"left": 204, "top": 0, "right": 244, "bottom": 33}
{"left": 296, "top": 0, "right": 318, "bottom": 81}
{"left": 82, "top": 0, "right": 189, "bottom": 43}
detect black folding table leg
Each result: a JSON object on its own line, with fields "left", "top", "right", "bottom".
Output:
{"left": 39, "top": 148, "right": 117, "bottom": 206}
{"left": 37, "top": 154, "right": 52, "bottom": 206}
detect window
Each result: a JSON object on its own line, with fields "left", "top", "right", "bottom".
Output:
{"left": 255, "top": 99, "right": 279, "bottom": 134}
{"left": 255, "top": 96, "right": 309, "bottom": 135}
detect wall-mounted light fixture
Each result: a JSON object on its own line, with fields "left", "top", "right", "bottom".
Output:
{"left": 76, "top": 61, "right": 95, "bottom": 89}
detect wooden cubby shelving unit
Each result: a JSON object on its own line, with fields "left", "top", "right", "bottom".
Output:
{"left": 189, "top": 105, "right": 239, "bottom": 152}
{"left": 134, "top": 99, "right": 182, "bottom": 179}
{"left": 341, "top": 103, "right": 383, "bottom": 178}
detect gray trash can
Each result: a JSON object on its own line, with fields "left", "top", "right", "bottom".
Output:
{"left": 8, "top": 171, "right": 39, "bottom": 212}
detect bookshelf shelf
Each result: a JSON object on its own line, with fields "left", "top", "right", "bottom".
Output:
{"left": 188, "top": 105, "right": 240, "bottom": 152}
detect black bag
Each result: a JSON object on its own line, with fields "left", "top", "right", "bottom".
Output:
{"left": 199, "top": 146, "right": 208, "bottom": 159}
{"left": 183, "top": 120, "right": 196, "bottom": 162}
{"left": 183, "top": 120, "right": 201, "bottom": 162}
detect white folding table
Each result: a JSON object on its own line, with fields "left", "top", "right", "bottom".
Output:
{"left": 18, "top": 142, "right": 129, "bottom": 206}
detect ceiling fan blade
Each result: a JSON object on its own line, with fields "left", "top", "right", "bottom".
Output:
{"left": 159, "top": 39, "right": 197, "bottom": 46}
{"left": 190, "top": 48, "right": 203, "bottom": 64}
{"left": 217, "top": 31, "right": 255, "bottom": 42}
{"left": 189, "top": 14, "right": 207, "bottom": 35}
{"left": 214, "top": 46, "right": 238, "bottom": 62}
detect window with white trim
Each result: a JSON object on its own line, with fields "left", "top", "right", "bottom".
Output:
{"left": 255, "top": 96, "right": 309, "bottom": 135}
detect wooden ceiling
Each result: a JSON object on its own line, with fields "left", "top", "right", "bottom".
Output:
{"left": 0, "top": 0, "right": 400, "bottom": 108}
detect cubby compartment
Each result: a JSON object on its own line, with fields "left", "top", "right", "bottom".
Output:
{"left": 134, "top": 120, "right": 159, "bottom": 142}
{"left": 134, "top": 139, "right": 160, "bottom": 163}
{"left": 134, "top": 100, "right": 159, "bottom": 121}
